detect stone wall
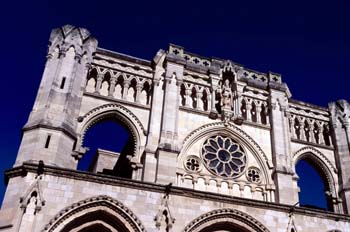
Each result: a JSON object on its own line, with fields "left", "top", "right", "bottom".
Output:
{"left": 1, "top": 166, "right": 349, "bottom": 232}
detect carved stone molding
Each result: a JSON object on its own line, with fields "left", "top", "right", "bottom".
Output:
{"left": 293, "top": 146, "right": 338, "bottom": 196}
{"left": 41, "top": 195, "right": 146, "bottom": 232}
{"left": 293, "top": 146, "right": 337, "bottom": 174}
{"left": 183, "top": 208, "right": 270, "bottom": 232}
{"left": 77, "top": 103, "right": 147, "bottom": 161}
{"left": 181, "top": 122, "right": 272, "bottom": 170}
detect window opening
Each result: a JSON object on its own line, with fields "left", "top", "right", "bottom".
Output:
{"left": 60, "top": 77, "right": 66, "bottom": 89}
{"left": 45, "top": 135, "right": 51, "bottom": 148}
{"left": 296, "top": 158, "right": 333, "bottom": 211}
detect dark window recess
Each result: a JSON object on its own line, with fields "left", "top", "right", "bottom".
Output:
{"left": 45, "top": 135, "right": 51, "bottom": 148}
{"left": 60, "top": 77, "right": 66, "bottom": 89}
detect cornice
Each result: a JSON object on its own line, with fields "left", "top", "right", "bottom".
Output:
{"left": 5, "top": 163, "right": 350, "bottom": 222}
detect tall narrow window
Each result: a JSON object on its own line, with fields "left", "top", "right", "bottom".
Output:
{"left": 296, "top": 157, "right": 333, "bottom": 211}
{"left": 45, "top": 135, "right": 51, "bottom": 148}
{"left": 60, "top": 77, "right": 66, "bottom": 89}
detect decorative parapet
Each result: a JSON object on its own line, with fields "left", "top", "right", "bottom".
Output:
{"left": 288, "top": 99, "right": 333, "bottom": 148}
{"left": 168, "top": 44, "right": 211, "bottom": 68}
{"left": 167, "top": 44, "right": 283, "bottom": 86}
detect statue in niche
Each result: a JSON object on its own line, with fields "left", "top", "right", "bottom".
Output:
{"left": 221, "top": 79, "right": 233, "bottom": 110}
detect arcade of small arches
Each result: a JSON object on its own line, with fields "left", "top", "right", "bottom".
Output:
{"left": 85, "top": 65, "right": 271, "bottom": 129}
{"left": 289, "top": 114, "right": 333, "bottom": 147}
{"left": 85, "top": 67, "right": 152, "bottom": 106}
{"left": 179, "top": 82, "right": 270, "bottom": 126}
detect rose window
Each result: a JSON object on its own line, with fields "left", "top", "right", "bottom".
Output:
{"left": 202, "top": 135, "right": 247, "bottom": 177}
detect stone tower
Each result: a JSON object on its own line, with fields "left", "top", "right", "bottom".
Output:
{"left": 16, "top": 25, "right": 97, "bottom": 169}
{"left": 0, "top": 25, "right": 349, "bottom": 232}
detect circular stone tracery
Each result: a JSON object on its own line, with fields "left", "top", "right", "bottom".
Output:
{"left": 202, "top": 135, "right": 247, "bottom": 178}
{"left": 184, "top": 156, "right": 201, "bottom": 172}
{"left": 246, "top": 167, "right": 262, "bottom": 184}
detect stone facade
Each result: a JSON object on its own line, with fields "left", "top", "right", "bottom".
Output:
{"left": 0, "top": 25, "right": 350, "bottom": 231}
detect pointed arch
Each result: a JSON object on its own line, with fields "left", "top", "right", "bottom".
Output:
{"left": 293, "top": 146, "right": 337, "bottom": 176}
{"left": 77, "top": 103, "right": 147, "bottom": 163}
{"left": 183, "top": 208, "right": 270, "bottom": 232}
{"left": 179, "top": 122, "right": 273, "bottom": 185}
{"left": 20, "top": 180, "right": 45, "bottom": 210}
{"left": 41, "top": 195, "right": 145, "bottom": 232}
{"left": 293, "top": 146, "right": 338, "bottom": 211}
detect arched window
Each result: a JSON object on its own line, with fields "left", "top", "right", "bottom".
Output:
{"left": 296, "top": 158, "right": 333, "bottom": 211}
{"left": 78, "top": 119, "right": 134, "bottom": 179}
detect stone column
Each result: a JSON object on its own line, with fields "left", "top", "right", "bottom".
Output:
{"left": 232, "top": 81, "right": 246, "bottom": 119}
{"left": 108, "top": 77, "right": 116, "bottom": 97}
{"left": 185, "top": 88, "right": 192, "bottom": 107}
{"left": 309, "top": 121, "right": 316, "bottom": 143}
{"left": 196, "top": 91, "right": 203, "bottom": 110}
{"left": 299, "top": 119, "right": 306, "bottom": 141}
{"left": 135, "top": 83, "right": 143, "bottom": 103}
{"left": 122, "top": 80, "right": 130, "bottom": 100}
{"left": 264, "top": 105, "right": 270, "bottom": 126}
{"left": 209, "top": 70, "right": 220, "bottom": 117}
{"left": 94, "top": 73, "right": 104, "bottom": 94}
{"left": 256, "top": 103, "right": 262, "bottom": 124}
{"left": 210, "top": 86, "right": 217, "bottom": 112}
{"left": 206, "top": 92, "right": 211, "bottom": 112}
{"left": 246, "top": 100, "right": 252, "bottom": 122}
{"left": 289, "top": 116, "right": 296, "bottom": 139}
{"left": 319, "top": 123, "right": 325, "bottom": 145}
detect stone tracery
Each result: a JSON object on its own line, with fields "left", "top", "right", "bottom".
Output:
{"left": 202, "top": 135, "right": 247, "bottom": 178}
{"left": 85, "top": 65, "right": 153, "bottom": 107}
{"left": 3, "top": 25, "right": 349, "bottom": 232}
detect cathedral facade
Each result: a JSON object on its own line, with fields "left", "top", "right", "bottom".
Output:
{"left": 0, "top": 25, "right": 350, "bottom": 231}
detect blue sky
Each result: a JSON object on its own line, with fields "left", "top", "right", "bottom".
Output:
{"left": 0, "top": 0, "right": 349, "bottom": 207}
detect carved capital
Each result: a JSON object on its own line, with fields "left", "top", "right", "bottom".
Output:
{"left": 97, "top": 74, "right": 104, "bottom": 81}
{"left": 196, "top": 92, "right": 203, "bottom": 98}
{"left": 110, "top": 77, "right": 117, "bottom": 84}
{"left": 136, "top": 83, "right": 143, "bottom": 90}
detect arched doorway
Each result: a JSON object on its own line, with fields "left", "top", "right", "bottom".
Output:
{"left": 296, "top": 156, "right": 333, "bottom": 211}
{"left": 183, "top": 209, "right": 270, "bottom": 232}
{"left": 198, "top": 222, "right": 252, "bottom": 232}
{"left": 42, "top": 196, "right": 145, "bottom": 232}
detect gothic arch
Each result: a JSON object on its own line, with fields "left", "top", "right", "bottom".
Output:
{"left": 179, "top": 122, "right": 273, "bottom": 184}
{"left": 183, "top": 208, "right": 270, "bottom": 232}
{"left": 292, "top": 146, "right": 337, "bottom": 196}
{"left": 41, "top": 195, "right": 146, "bottom": 232}
{"left": 76, "top": 103, "right": 147, "bottom": 162}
